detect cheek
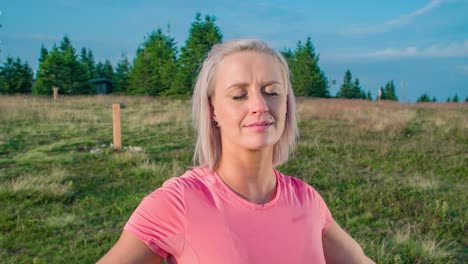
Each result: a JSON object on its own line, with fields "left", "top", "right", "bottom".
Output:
{"left": 271, "top": 98, "right": 287, "bottom": 118}
{"left": 215, "top": 100, "right": 245, "bottom": 123}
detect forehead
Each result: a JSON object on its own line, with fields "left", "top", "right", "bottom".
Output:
{"left": 214, "top": 51, "right": 283, "bottom": 86}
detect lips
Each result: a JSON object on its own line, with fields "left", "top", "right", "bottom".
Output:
{"left": 244, "top": 121, "right": 274, "bottom": 127}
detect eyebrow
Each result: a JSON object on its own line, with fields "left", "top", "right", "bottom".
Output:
{"left": 226, "top": 80, "right": 281, "bottom": 90}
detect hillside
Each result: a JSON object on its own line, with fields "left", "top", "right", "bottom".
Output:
{"left": 0, "top": 96, "right": 466, "bottom": 263}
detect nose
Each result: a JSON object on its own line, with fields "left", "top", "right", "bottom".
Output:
{"left": 249, "top": 91, "right": 269, "bottom": 114}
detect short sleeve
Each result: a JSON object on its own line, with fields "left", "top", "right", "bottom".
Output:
{"left": 124, "top": 178, "right": 186, "bottom": 259}
{"left": 309, "top": 187, "right": 334, "bottom": 235}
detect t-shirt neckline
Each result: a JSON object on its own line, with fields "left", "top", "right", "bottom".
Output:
{"left": 212, "top": 169, "right": 282, "bottom": 210}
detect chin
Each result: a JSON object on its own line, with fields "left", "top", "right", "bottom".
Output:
{"left": 243, "top": 139, "right": 278, "bottom": 151}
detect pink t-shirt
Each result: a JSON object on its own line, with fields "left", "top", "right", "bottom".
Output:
{"left": 124, "top": 166, "right": 333, "bottom": 264}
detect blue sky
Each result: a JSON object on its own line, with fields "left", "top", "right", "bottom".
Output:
{"left": 1, "top": 0, "right": 467, "bottom": 101}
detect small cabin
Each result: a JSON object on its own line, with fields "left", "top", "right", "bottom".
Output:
{"left": 89, "top": 78, "right": 113, "bottom": 94}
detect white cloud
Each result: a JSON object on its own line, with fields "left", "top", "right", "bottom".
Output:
{"left": 343, "top": 0, "right": 452, "bottom": 35}
{"left": 361, "top": 39, "right": 468, "bottom": 58}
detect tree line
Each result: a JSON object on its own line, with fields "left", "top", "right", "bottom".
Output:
{"left": 1, "top": 13, "right": 465, "bottom": 102}
{"left": 416, "top": 93, "right": 462, "bottom": 103}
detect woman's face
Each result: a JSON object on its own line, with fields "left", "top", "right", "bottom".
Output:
{"left": 211, "top": 51, "right": 287, "bottom": 153}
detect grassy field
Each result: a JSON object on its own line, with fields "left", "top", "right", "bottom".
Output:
{"left": 0, "top": 95, "right": 466, "bottom": 263}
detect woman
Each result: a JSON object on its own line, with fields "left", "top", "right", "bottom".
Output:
{"left": 98, "top": 39, "right": 374, "bottom": 263}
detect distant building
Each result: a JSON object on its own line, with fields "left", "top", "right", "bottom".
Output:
{"left": 89, "top": 78, "right": 113, "bottom": 94}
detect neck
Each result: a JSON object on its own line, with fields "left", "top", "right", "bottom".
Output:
{"left": 216, "top": 146, "right": 277, "bottom": 204}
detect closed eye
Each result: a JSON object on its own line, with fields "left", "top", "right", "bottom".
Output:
{"left": 261, "top": 84, "right": 281, "bottom": 97}
{"left": 233, "top": 92, "right": 278, "bottom": 100}
{"left": 263, "top": 91, "right": 279, "bottom": 96}
{"left": 232, "top": 94, "right": 247, "bottom": 100}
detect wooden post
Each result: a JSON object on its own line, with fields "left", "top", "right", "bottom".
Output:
{"left": 52, "top": 86, "right": 58, "bottom": 100}
{"left": 112, "top": 104, "right": 122, "bottom": 150}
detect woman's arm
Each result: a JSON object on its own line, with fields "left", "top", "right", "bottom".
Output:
{"left": 322, "top": 221, "right": 375, "bottom": 264}
{"left": 97, "top": 231, "right": 164, "bottom": 264}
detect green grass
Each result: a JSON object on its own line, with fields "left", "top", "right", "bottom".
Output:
{"left": 0, "top": 96, "right": 466, "bottom": 263}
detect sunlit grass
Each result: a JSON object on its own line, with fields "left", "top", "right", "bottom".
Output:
{"left": 0, "top": 166, "right": 72, "bottom": 198}
{"left": 406, "top": 174, "right": 439, "bottom": 190}
{"left": 46, "top": 213, "right": 80, "bottom": 228}
{"left": 297, "top": 98, "right": 417, "bottom": 133}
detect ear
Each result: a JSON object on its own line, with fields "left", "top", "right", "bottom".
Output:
{"left": 209, "top": 98, "right": 217, "bottom": 120}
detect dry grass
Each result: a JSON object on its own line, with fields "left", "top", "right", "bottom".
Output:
{"left": 2, "top": 96, "right": 464, "bottom": 133}
{"left": 394, "top": 225, "right": 455, "bottom": 259}
{"left": 1, "top": 166, "right": 71, "bottom": 197}
{"left": 297, "top": 98, "right": 417, "bottom": 133}
{"left": 0, "top": 95, "right": 103, "bottom": 124}
{"left": 135, "top": 158, "right": 187, "bottom": 179}
{"left": 394, "top": 225, "right": 412, "bottom": 245}
{"left": 127, "top": 99, "right": 191, "bottom": 125}
{"left": 369, "top": 226, "right": 456, "bottom": 263}
{"left": 46, "top": 213, "right": 79, "bottom": 227}
{"left": 109, "top": 151, "right": 149, "bottom": 165}
{"left": 406, "top": 174, "right": 439, "bottom": 190}
{"left": 426, "top": 107, "right": 468, "bottom": 130}
{"left": 420, "top": 238, "right": 455, "bottom": 259}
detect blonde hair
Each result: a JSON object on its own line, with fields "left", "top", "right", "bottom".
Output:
{"left": 192, "top": 38, "right": 298, "bottom": 169}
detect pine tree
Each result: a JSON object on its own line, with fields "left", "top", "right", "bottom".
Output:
{"left": 417, "top": 93, "right": 431, "bottom": 103}
{"left": 58, "top": 36, "right": 88, "bottom": 94}
{"left": 0, "top": 77, "right": 5, "bottom": 94}
{"left": 80, "top": 48, "right": 96, "bottom": 80}
{"left": 280, "top": 48, "right": 294, "bottom": 63}
{"left": 95, "top": 60, "right": 113, "bottom": 78}
{"left": 289, "top": 37, "right": 329, "bottom": 97}
{"left": 170, "top": 13, "right": 223, "bottom": 95}
{"left": 32, "top": 46, "right": 49, "bottom": 94}
{"left": 381, "top": 85, "right": 388, "bottom": 100}
{"left": 366, "top": 91, "right": 372, "bottom": 101}
{"left": 113, "top": 54, "right": 131, "bottom": 94}
{"left": 452, "top": 94, "right": 459, "bottom": 102}
{"left": 95, "top": 62, "right": 104, "bottom": 78}
{"left": 353, "top": 78, "right": 363, "bottom": 99}
{"left": 360, "top": 90, "right": 366, "bottom": 100}
{"left": 38, "top": 45, "right": 48, "bottom": 64}
{"left": 33, "top": 45, "right": 62, "bottom": 95}
{"left": 379, "top": 81, "right": 398, "bottom": 101}
{"left": 128, "top": 27, "right": 178, "bottom": 95}
{"left": 34, "top": 36, "right": 89, "bottom": 95}
{"left": 78, "top": 48, "right": 96, "bottom": 94}
{"left": 337, "top": 70, "right": 354, "bottom": 98}
{"left": 382, "top": 80, "right": 398, "bottom": 101}
{"left": 102, "top": 60, "right": 114, "bottom": 80}
{"left": 0, "top": 56, "right": 34, "bottom": 94}
{"left": 337, "top": 72, "right": 366, "bottom": 99}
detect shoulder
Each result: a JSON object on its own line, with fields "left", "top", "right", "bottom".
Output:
{"left": 162, "top": 166, "right": 213, "bottom": 188}
{"left": 123, "top": 168, "right": 214, "bottom": 259}
{"left": 277, "top": 170, "right": 334, "bottom": 231}
{"left": 147, "top": 166, "right": 214, "bottom": 199}
{"left": 276, "top": 170, "right": 326, "bottom": 204}
{"left": 133, "top": 166, "right": 213, "bottom": 218}
{"left": 278, "top": 170, "right": 315, "bottom": 193}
